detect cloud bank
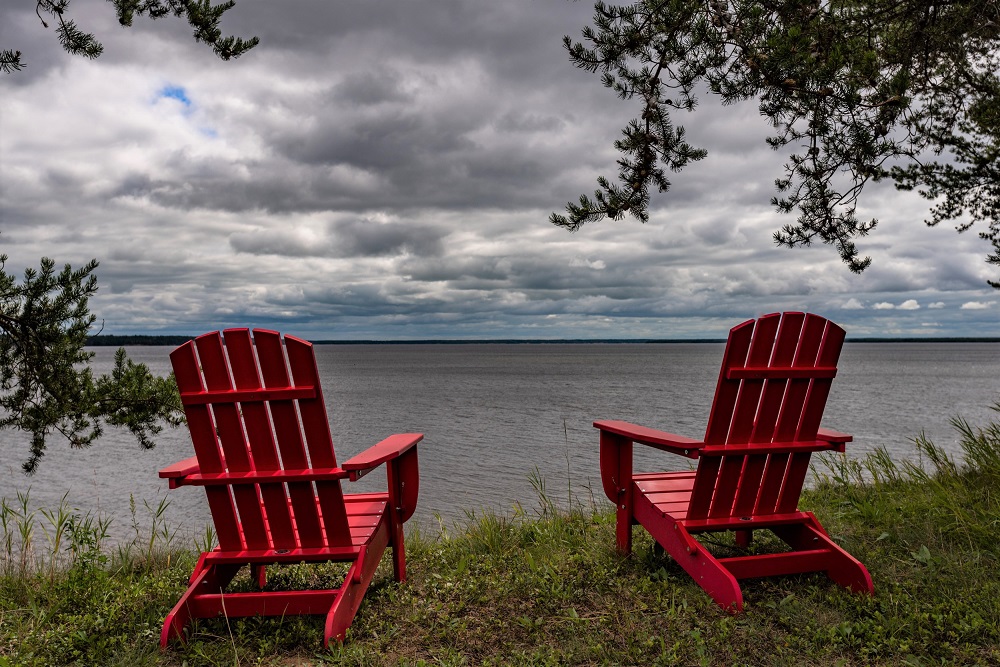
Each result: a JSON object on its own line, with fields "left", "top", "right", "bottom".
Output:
{"left": 1, "top": 0, "right": 997, "bottom": 339}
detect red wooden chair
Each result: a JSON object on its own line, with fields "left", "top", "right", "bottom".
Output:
{"left": 596, "top": 312, "right": 873, "bottom": 612}
{"left": 158, "top": 329, "right": 421, "bottom": 647}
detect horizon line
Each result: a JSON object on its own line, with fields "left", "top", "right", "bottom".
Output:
{"left": 85, "top": 334, "right": 1000, "bottom": 346}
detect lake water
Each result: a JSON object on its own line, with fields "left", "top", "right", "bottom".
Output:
{"left": 1, "top": 342, "right": 998, "bottom": 545}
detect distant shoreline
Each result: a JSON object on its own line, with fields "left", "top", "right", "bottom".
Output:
{"left": 86, "top": 335, "right": 1000, "bottom": 346}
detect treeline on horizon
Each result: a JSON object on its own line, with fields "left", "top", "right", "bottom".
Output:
{"left": 85, "top": 335, "right": 1000, "bottom": 346}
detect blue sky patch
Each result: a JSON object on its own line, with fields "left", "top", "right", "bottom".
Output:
{"left": 158, "top": 85, "right": 192, "bottom": 108}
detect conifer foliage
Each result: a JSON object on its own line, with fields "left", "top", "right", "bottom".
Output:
{"left": 552, "top": 0, "right": 1000, "bottom": 287}
{"left": 0, "top": 256, "right": 184, "bottom": 474}
{"left": 0, "top": 2, "right": 252, "bottom": 469}
{"left": 1, "top": 0, "right": 257, "bottom": 73}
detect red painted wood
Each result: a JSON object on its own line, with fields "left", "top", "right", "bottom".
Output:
{"left": 704, "top": 318, "right": 755, "bottom": 445}
{"left": 726, "top": 366, "right": 837, "bottom": 379}
{"left": 158, "top": 456, "right": 199, "bottom": 480}
{"left": 389, "top": 446, "right": 421, "bottom": 522}
{"left": 719, "top": 549, "right": 836, "bottom": 579}
{"left": 253, "top": 330, "right": 325, "bottom": 548}
{"left": 594, "top": 420, "right": 701, "bottom": 456}
{"left": 169, "top": 340, "right": 242, "bottom": 551}
{"left": 712, "top": 316, "right": 783, "bottom": 518}
{"left": 179, "top": 386, "right": 316, "bottom": 405}
{"left": 169, "top": 467, "right": 349, "bottom": 486}
{"left": 285, "top": 335, "right": 353, "bottom": 548}
{"left": 779, "top": 317, "right": 845, "bottom": 512}
{"left": 598, "top": 430, "right": 635, "bottom": 553}
{"left": 817, "top": 427, "right": 852, "bottom": 443}
{"left": 195, "top": 332, "right": 270, "bottom": 551}
{"left": 699, "top": 441, "right": 847, "bottom": 456}
{"left": 756, "top": 314, "right": 816, "bottom": 513}
{"left": 686, "top": 456, "right": 720, "bottom": 521}
{"left": 224, "top": 329, "right": 297, "bottom": 550}
{"left": 591, "top": 312, "right": 871, "bottom": 613}
{"left": 324, "top": 517, "right": 390, "bottom": 646}
{"left": 691, "top": 316, "right": 756, "bottom": 519}
{"left": 733, "top": 316, "right": 805, "bottom": 515}
{"left": 159, "top": 329, "right": 423, "bottom": 648}
{"left": 682, "top": 511, "right": 813, "bottom": 530}
{"left": 635, "top": 492, "right": 743, "bottom": 613}
{"left": 191, "top": 589, "right": 342, "bottom": 618}
{"left": 753, "top": 452, "right": 790, "bottom": 515}
{"left": 343, "top": 433, "right": 423, "bottom": 477}
{"left": 727, "top": 313, "right": 780, "bottom": 444}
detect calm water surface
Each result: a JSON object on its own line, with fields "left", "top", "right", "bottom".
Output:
{"left": 1, "top": 342, "right": 997, "bottom": 544}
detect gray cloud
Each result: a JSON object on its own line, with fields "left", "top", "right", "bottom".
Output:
{"left": 230, "top": 217, "right": 447, "bottom": 258}
{"left": 1, "top": 0, "right": 997, "bottom": 340}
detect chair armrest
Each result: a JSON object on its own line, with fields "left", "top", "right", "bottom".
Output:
{"left": 159, "top": 456, "right": 200, "bottom": 489}
{"left": 699, "top": 440, "right": 848, "bottom": 456}
{"left": 594, "top": 420, "right": 703, "bottom": 458}
{"left": 342, "top": 433, "right": 423, "bottom": 481}
{"left": 816, "top": 427, "right": 852, "bottom": 453}
{"left": 818, "top": 426, "right": 852, "bottom": 443}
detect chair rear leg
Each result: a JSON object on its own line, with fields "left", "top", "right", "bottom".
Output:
{"left": 773, "top": 517, "right": 873, "bottom": 594}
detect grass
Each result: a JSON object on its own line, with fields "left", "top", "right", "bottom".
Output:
{"left": 2, "top": 405, "right": 1000, "bottom": 665}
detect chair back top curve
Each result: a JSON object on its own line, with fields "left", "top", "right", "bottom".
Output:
{"left": 690, "top": 312, "right": 846, "bottom": 520}
{"left": 171, "top": 328, "right": 352, "bottom": 553}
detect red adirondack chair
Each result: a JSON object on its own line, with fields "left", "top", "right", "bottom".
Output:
{"left": 596, "top": 312, "right": 873, "bottom": 612}
{"left": 158, "top": 329, "right": 422, "bottom": 647}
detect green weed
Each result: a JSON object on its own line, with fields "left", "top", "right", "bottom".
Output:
{"left": 2, "top": 404, "right": 1000, "bottom": 665}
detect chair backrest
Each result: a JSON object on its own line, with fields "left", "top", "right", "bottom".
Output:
{"left": 688, "top": 312, "right": 846, "bottom": 520}
{"left": 171, "top": 328, "right": 352, "bottom": 552}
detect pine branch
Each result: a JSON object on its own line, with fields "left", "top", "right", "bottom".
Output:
{"left": 555, "top": 0, "right": 1000, "bottom": 288}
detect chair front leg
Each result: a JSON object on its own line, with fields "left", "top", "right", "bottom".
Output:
{"left": 600, "top": 431, "right": 634, "bottom": 555}
{"left": 386, "top": 458, "right": 409, "bottom": 581}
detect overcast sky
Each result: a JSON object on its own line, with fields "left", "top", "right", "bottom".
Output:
{"left": 1, "top": 0, "right": 997, "bottom": 339}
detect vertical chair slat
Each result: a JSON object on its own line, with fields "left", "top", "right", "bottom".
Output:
{"left": 753, "top": 453, "right": 789, "bottom": 516}
{"left": 704, "top": 319, "right": 755, "bottom": 445}
{"left": 285, "top": 336, "right": 353, "bottom": 547}
{"left": 752, "top": 315, "right": 822, "bottom": 514}
{"left": 253, "top": 329, "right": 326, "bottom": 549}
{"left": 778, "top": 317, "right": 845, "bottom": 513}
{"left": 733, "top": 314, "right": 803, "bottom": 516}
{"left": 691, "top": 318, "right": 754, "bottom": 519}
{"left": 798, "top": 317, "right": 845, "bottom": 439}
{"left": 727, "top": 314, "right": 781, "bottom": 444}
{"left": 195, "top": 333, "right": 270, "bottom": 551}
{"left": 686, "top": 457, "right": 721, "bottom": 521}
{"left": 753, "top": 312, "right": 805, "bottom": 442}
{"left": 224, "top": 329, "right": 297, "bottom": 550}
{"left": 711, "top": 314, "right": 782, "bottom": 518}
{"left": 771, "top": 314, "right": 828, "bottom": 514}
{"left": 731, "top": 313, "right": 802, "bottom": 516}
{"left": 170, "top": 340, "right": 243, "bottom": 551}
